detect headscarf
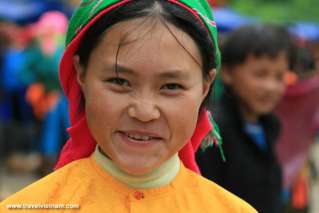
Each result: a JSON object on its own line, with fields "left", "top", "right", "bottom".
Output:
{"left": 55, "top": 0, "right": 221, "bottom": 173}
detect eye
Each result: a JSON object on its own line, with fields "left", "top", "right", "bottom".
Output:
{"left": 161, "top": 83, "right": 184, "bottom": 90}
{"left": 106, "top": 77, "right": 130, "bottom": 87}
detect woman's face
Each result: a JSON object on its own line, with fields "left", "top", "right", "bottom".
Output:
{"left": 75, "top": 18, "right": 214, "bottom": 175}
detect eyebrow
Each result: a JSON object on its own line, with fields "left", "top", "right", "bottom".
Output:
{"left": 105, "top": 63, "right": 191, "bottom": 80}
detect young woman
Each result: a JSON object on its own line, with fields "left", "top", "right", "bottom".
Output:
{"left": 1, "top": 1, "right": 256, "bottom": 212}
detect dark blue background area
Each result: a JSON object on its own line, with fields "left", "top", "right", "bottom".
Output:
{"left": 0, "top": 0, "right": 72, "bottom": 25}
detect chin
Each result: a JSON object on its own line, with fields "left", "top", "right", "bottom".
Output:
{"left": 254, "top": 103, "right": 276, "bottom": 115}
{"left": 256, "top": 107, "right": 274, "bottom": 115}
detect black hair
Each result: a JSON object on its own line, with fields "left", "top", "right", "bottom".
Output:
{"left": 76, "top": 0, "right": 216, "bottom": 110}
{"left": 221, "top": 24, "right": 292, "bottom": 68}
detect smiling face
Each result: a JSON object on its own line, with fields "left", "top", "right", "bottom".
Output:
{"left": 74, "top": 18, "right": 214, "bottom": 175}
{"left": 222, "top": 52, "right": 288, "bottom": 122}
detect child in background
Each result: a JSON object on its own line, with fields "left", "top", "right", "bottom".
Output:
{"left": 196, "top": 24, "right": 292, "bottom": 213}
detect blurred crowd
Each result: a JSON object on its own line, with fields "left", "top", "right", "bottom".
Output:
{"left": 0, "top": 0, "right": 81, "bottom": 175}
{"left": 0, "top": 1, "right": 319, "bottom": 213}
{"left": 0, "top": 10, "right": 70, "bottom": 175}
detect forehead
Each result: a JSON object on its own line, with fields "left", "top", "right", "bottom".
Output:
{"left": 244, "top": 52, "right": 288, "bottom": 68}
{"left": 88, "top": 17, "right": 202, "bottom": 72}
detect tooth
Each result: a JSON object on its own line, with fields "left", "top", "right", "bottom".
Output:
{"left": 127, "top": 134, "right": 152, "bottom": 141}
{"left": 141, "top": 136, "right": 149, "bottom": 140}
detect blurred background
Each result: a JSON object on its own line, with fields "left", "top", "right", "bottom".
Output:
{"left": 0, "top": 0, "right": 77, "bottom": 200}
{"left": 0, "top": 0, "right": 318, "bottom": 212}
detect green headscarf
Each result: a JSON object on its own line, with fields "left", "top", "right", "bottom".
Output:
{"left": 66, "top": 0, "right": 220, "bottom": 70}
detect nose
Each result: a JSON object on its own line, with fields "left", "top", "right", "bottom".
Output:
{"left": 128, "top": 98, "right": 160, "bottom": 122}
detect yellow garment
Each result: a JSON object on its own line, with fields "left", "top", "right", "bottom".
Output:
{"left": 94, "top": 146, "right": 180, "bottom": 189}
{"left": 0, "top": 156, "right": 257, "bottom": 212}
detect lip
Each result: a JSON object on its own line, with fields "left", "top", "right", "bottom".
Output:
{"left": 115, "top": 130, "right": 164, "bottom": 148}
{"left": 119, "top": 130, "right": 164, "bottom": 140}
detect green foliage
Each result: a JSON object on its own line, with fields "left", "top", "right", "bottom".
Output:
{"left": 229, "top": 0, "right": 319, "bottom": 23}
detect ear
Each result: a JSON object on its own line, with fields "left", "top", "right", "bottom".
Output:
{"left": 220, "top": 65, "right": 233, "bottom": 85}
{"left": 73, "top": 55, "right": 85, "bottom": 88}
{"left": 202, "top": 68, "right": 216, "bottom": 97}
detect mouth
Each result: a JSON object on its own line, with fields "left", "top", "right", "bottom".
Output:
{"left": 117, "top": 131, "right": 163, "bottom": 144}
{"left": 258, "top": 96, "right": 278, "bottom": 106}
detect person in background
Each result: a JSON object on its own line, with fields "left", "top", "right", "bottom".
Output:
{"left": 0, "top": 1, "right": 256, "bottom": 212}
{"left": 196, "top": 24, "right": 292, "bottom": 213}
{"left": 0, "top": 22, "right": 39, "bottom": 172}
{"left": 21, "top": 11, "right": 70, "bottom": 175}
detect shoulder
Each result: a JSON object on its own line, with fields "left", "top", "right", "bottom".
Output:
{"left": 0, "top": 158, "right": 92, "bottom": 209}
{"left": 182, "top": 168, "right": 257, "bottom": 213}
{"left": 211, "top": 96, "right": 241, "bottom": 132}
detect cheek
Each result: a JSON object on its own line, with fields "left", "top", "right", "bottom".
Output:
{"left": 86, "top": 99, "right": 112, "bottom": 141}
{"left": 232, "top": 76, "right": 258, "bottom": 97}
{"left": 272, "top": 83, "right": 286, "bottom": 99}
{"left": 84, "top": 84, "right": 126, "bottom": 140}
{"left": 164, "top": 90, "right": 203, "bottom": 146}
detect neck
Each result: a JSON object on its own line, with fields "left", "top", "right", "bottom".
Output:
{"left": 239, "top": 105, "right": 259, "bottom": 123}
{"left": 93, "top": 146, "right": 180, "bottom": 189}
